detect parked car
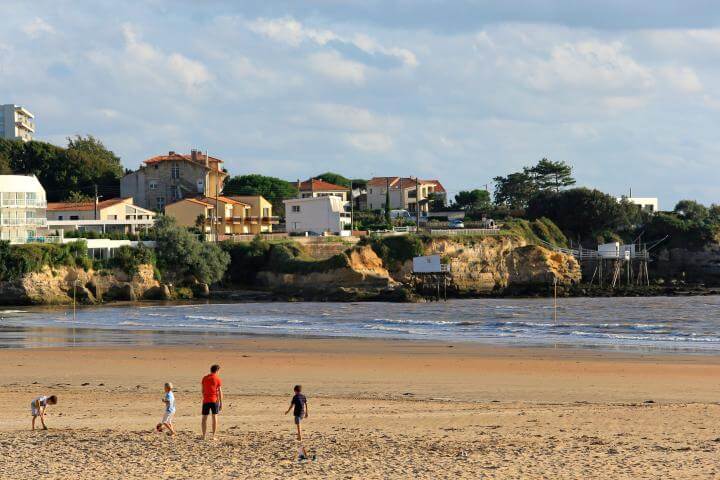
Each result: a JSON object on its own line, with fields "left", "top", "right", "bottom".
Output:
{"left": 448, "top": 219, "right": 465, "bottom": 229}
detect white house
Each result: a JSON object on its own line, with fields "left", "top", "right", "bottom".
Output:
{"left": 617, "top": 196, "right": 659, "bottom": 213}
{"left": 1, "top": 104, "right": 35, "bottom": 142}
{"left": 0, "top": 175, "right": 48, "bottom": 242}
{"left": 283, "top": 196, "right": 351, "bottom": 235}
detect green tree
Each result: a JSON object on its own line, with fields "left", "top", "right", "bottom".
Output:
{"left": 0, "top": 153, "right": 12, "bottom": 174}
{"left": 224, "top": 174, "right": 298, "bottom": 216}
{"left": 0, "top": 137, "right": 123, "bottom": 201}
{"left": 526, "top": 188, "right": 645, "bottom": 242}
{"left": 454, "top": 189, "right": 491, "bottom": 211}
{"left": 152, "top": 216, "right": 230, "bottom": 284}
{"left": 674, "top": 200, "right": 709, "bottom": 222}
{"left": 493, "top": 171, "right": 537, "bottom": 209}
{"left": 528, "top": 158, "right": 575, "bottom": 192}
{"left": 66, "top": 191, "right": 93, "bottom": 203}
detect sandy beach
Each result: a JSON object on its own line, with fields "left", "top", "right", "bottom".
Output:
{"left": 2, "top": 338, "right": 720, "bottom": 479}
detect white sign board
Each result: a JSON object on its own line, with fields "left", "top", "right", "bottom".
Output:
{"left": 413, "top": 255, "right": 443, "bottom": 273}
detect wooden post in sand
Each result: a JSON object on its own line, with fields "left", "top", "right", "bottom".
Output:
{"left": 553, "top": 277, "right": 557, "bottom": 325}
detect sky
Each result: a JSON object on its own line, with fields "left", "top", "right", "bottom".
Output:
{"left": 2, "top": 1, "right": 720, "bottom": 208}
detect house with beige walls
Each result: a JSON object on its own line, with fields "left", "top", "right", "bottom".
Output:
{"left": 366, "top": 177, "right": 446, "bottom": 214}
{"left": 165, "top": 195, "right": 277, "bottom": 237}
{"left": 46, "top": 197, "right": 156, "bottom": 234}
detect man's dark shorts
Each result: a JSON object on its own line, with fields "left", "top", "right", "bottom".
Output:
{"left": 202, "top": 402, "right": 219, "bottom": 415}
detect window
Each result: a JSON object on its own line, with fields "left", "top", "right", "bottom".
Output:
{"left": 70, "top": 215, "right": 79, "bottom": 220}
{"left": 58, "top": 215, "right": 63, "bottom": 220}
{"left": 171, "top": 164, "right": 180, "bottom": 179}
{"left": 291, "top": 205, "right": 301, "bottom": 213}
{"left": 262, "top": 207, "right": 270, "bottom": 217}
{"left": 149, "top": 180, "right": 158, "bottom": 190}
{"left": 108, "top": 215, "right": 117, "bottom": 220}
{"left": 156, "top": 197, "right": 166, "bottom": 210}
{"left": 369, "top": 188, "right": 373, "bottom": 194}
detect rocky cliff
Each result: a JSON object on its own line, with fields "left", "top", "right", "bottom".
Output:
{"left": 393, "top": 236, "right": 581, "bottom": 295}
{"left": 253, "top": 236, "right": 580, "bottom": 299}
{"left": 255, "top": 245, "right": 400, "bottom": 299}
{"left": 0, "top": 264, "right": 167, "bottom": 305}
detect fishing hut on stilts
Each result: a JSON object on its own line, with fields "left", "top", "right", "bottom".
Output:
{"left": 411, "top": 254, "right": 450, "bottom": 301}
{"left": 538, "top": 236, "right": 667, "bottom": 288}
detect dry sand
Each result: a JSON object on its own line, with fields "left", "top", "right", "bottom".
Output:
{"left": 2, "top": 338, "right": 720, "bottom": 479}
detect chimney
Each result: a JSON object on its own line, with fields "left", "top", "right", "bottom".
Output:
{"left": 205, "top": 151, "right": 209, "bottom": 168}
{"left": 168, "top": 150, "right": 175, "bottom": 156}
{"left": 191, "top": 149, "right": 198, "bottom": 162}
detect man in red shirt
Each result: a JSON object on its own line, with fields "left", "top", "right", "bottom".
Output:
{"left": 201, "top": 364, "right": 223, "bottom": 439}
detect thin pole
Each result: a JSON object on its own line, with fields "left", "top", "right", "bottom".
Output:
{"left": 553, "top": 278, "right": 557, "bottom": 324}
{"left": 415, "top": 176, "right": 420, "bottom": 230}
{"left": 350, "top": 180, "right": 354, "bottom": 235}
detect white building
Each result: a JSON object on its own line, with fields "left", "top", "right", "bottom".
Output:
{"left": 1, "top": 104, "right": 35, "bottom": 142}
{"left": 283, "top": 196, "right": 351, "bottom": 235}
{"left": 617, "top": 196, "right": 659, "bottom": 213}
{"left": 0, "top": 175, "right": 48, "bottom": 242}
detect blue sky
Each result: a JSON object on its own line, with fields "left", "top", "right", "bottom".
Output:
{"left": 3, "top": 1, "right": 720, "bottom": 208}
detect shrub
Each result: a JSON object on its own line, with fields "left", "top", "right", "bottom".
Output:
{"left": 106, "top": 243, "right": 156, "bottom": 276}
{"left": 152, "top": 216, "right": 230, "bottom": 285}
{"left": 360, "top": 234, "right": 424, "bottom": 268}
{"left": 0, "top": 240, "right": 90, "bottom": 281}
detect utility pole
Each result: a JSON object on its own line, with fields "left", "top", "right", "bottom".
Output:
{"left": 349, "top": 180, "right": 354, "bottom": 235}
{"left": 93, "top": 184, "right": 100, "bottom": 220}
{"left": 415, "top": 176, "right": 420, "bottom": 230}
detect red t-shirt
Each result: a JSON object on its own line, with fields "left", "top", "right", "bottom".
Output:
{"left": 202, "top": 373, "right": 222, "bottom": 403}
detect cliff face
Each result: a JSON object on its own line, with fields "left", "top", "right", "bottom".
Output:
{"left": 653, "top": 245, "right": 720, "bottom": 283}
{"left": 395, "top": 236, "right": 581, "bottom": 295}
{"left": 0, "top": 264, "right": 162, "bottom": 305}
{"left": 256, "top": 245, "right": 397, "bottom": 294}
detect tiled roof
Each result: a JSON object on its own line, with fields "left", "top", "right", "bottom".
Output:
{"left": 298, "top": 178, "right": 349, "bottom": 191}
{"left": 167, "top": 197, "right": 215, "bottom": 208}
{"left": 143, "top": 151, "right": 225, "bottom": 172}
{"left": 200, "top": 196, "right": 251, "bottom": 206}
{"left": 47, "top": 198, "right": 128, "bottom": 212}
{"left": 367, "top": 177, "right": 440, "bottom": 189}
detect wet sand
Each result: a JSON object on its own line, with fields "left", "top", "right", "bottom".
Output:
{"left": 2, "top": 338, "right": 720, "bottom": 479}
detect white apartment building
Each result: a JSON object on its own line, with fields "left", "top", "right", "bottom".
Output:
{"left": 0, "top": 175, "right": 48, "bottom": 242}
{"left": 1, "top": 104, "right": 35, "bottom": 142}
{"left": 283, "top": 196, "right": 351, "bottom": 235}
{"left": 617, "top": 196, "right": 659, "bottom": 213}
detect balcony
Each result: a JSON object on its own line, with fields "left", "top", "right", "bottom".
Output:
{"left": 261, "top": 216, "right": 280, "bottom": 224}
{"left": 15, "top": 117, "right": 36, "bottom": 132}
{"left": 0, "top": 217, "right": 47, "bottom": 226}
{"left": 0, "top": 199, "right": 47, "bottom": 208}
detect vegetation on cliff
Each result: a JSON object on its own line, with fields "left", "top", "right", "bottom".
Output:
{"left": 152, "top": 216, "right": 230, "bottom": 284}
{"left": 222, "top": 237, "right": 351, "bottom": 285}
{"left": 0, "top": 241, "right": 92, "bottom": 281}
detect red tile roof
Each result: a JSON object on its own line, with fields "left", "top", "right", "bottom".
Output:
{"left": 143, "top": 151, "right": 226, "bottom": 173}
{"left": 298, "top": 178, "right": 349, "bottom": 191}
{"left": 47, "top": 198, "right": 128, "bottom": 212}
{"left": 167, "top": 197, "right": 215, "bottom": 208}
{"left": 200, "top": 196, "right": 250, "bottom": 206}
{"left": 366, "top": 177, "right": 442, "bottom": 190}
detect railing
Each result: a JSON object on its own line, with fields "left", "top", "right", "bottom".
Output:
{"left": 0, "top": 217, "right": 47, "bottom": 226}
{"left": 16, "top": 117, "right": 36, "bottom": 131}
{"left": 428, "top": 228, "right": 501, "bottom": 236}
{"left": 0, "top": 199, "right": 47, "bottom": 208}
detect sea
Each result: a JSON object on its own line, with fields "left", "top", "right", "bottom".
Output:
{"left": 1, "top": 297, "right": 719, "bottom": 352}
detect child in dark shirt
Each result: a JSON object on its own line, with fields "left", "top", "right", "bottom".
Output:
{"left": 285, "top": 384, "right": 308, "bottom": 441}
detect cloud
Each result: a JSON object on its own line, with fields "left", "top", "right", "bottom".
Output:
{"left": 93, "top": 24, "right": 213, "bottom": 93}
{"left": 22, "top": 17, "right": 55, "bottom": 38}
{"left": 660, "top": 66, "right": 702, "bottom": 93}
{"left": 249, "top": 16, "right": 418, "bottom": 68}
{"left": 307, "top": 51, "right": 367, "bottom": 84}
{"left": 346, "top": 132, "right": 394, "bottom": 152}
{"left": 518, "top": 40, "right": 654, "bottom": 92}
{"left": 311, "top": 103, "right": 399, "bottom": 131}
